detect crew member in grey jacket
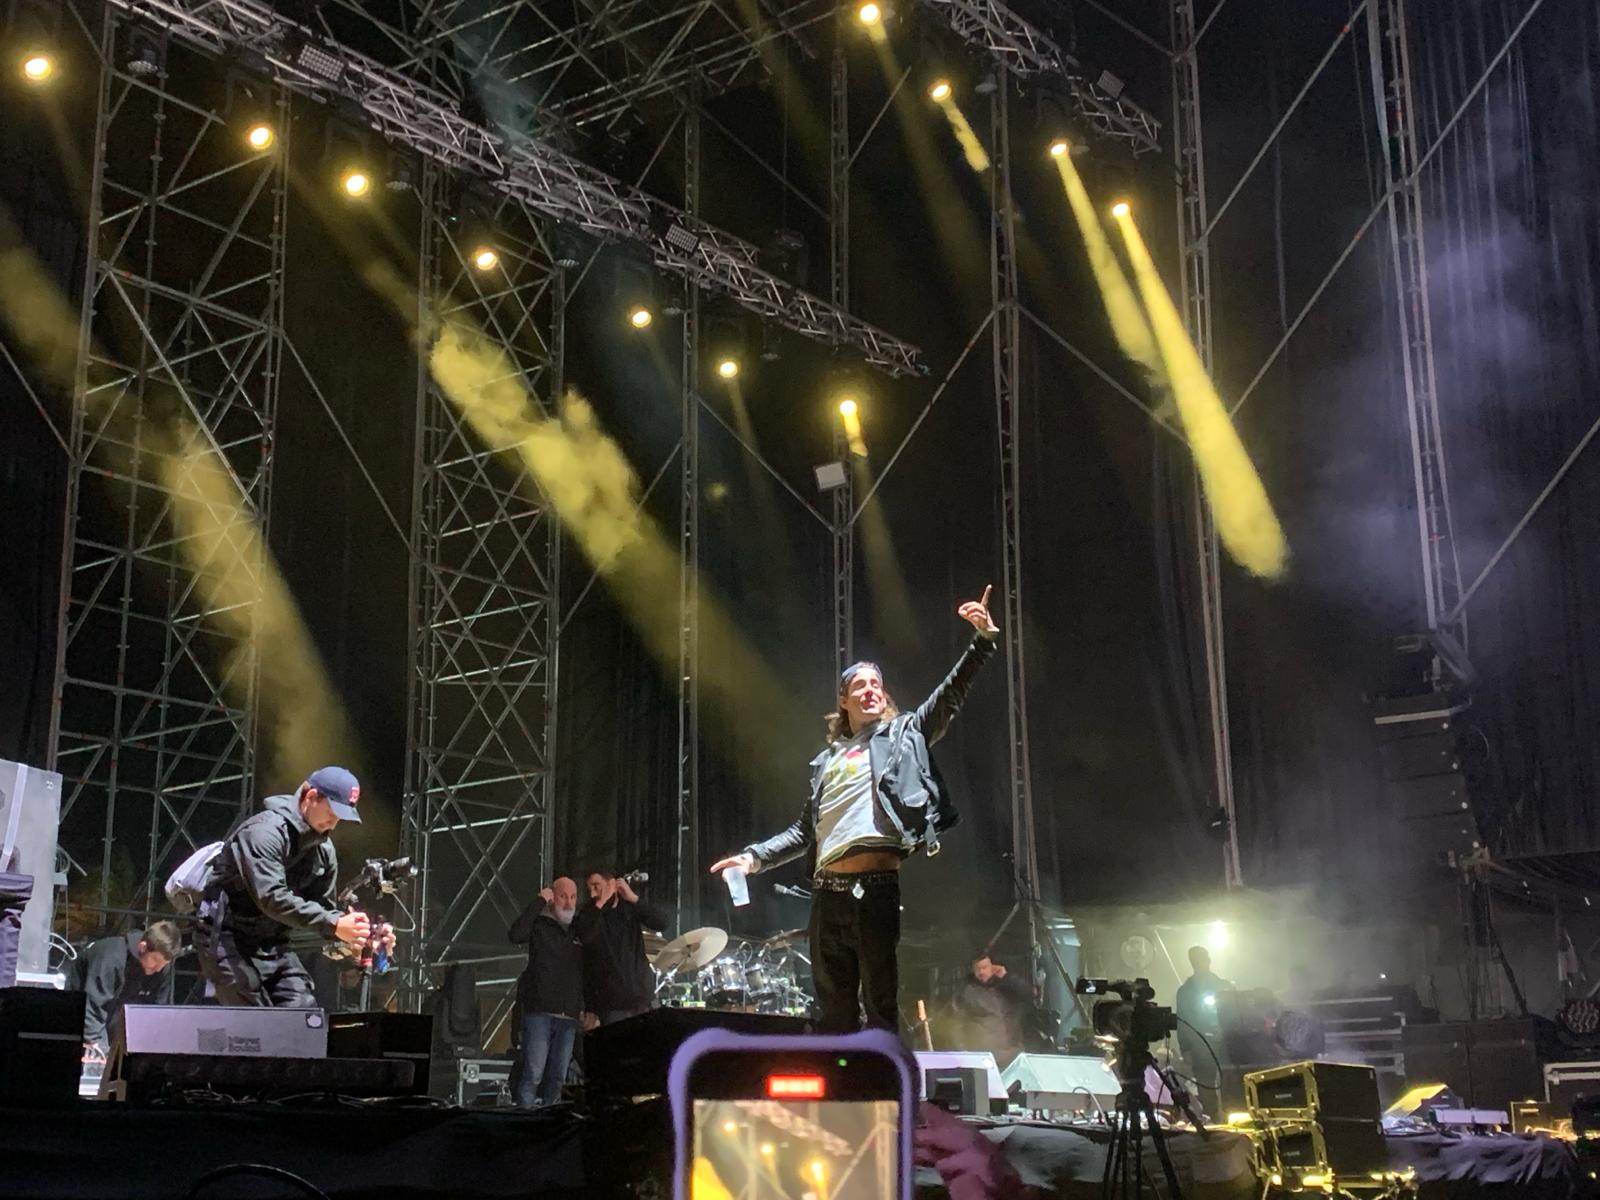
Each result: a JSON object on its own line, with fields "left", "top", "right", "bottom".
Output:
{"left": 711, "top": 586, "right": 999, "bottom": 1032}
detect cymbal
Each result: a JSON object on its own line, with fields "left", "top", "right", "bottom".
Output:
{"left": 655, "top": 926, "right": 729, "bottom": 973}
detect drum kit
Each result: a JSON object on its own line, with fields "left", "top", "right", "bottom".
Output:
{"left": 651, "top": 925, "right": 814, "bottom": 1017}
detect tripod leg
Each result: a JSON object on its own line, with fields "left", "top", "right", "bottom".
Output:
{"left": 1140, "top": 1096, "right": 1187, "bottom": 1200}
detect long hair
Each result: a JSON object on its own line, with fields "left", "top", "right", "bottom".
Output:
{"left": 825, "top": 661, "right": 899, "bottom": 741}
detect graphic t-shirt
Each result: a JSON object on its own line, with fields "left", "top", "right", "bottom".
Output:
{"left": 814, "top": 724, "right": 898, "bottom": 868}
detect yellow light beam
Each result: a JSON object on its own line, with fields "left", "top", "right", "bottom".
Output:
{"left": 1111, "top": 209, "right": 1289, "bottom": 580}
{"left": 1051, "top": 155, "right": 1162, "bottom": 382}
{"left": 0, "top": 208, "right": 365, "bottom": 789}
{"left": 428, "top": 323, "right": 813, "bottom": 757}
{"left": 934, "top": 95, "right": 990, "bottom": 174}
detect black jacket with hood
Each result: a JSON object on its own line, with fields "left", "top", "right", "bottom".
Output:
{"left": 204, "top": 792, "right": 341, "bottom": 947}
{"left": 69, "top": 930, "right": 174, "bottom": 1045}
{"left": 746, "top": 632, "right": 997, "bottom": 874}
{"left": 576, "top": 895, "right": 670, "bottom": 1012}
{"left": 508, "top": 902, "right": 586, "bottom": 1019}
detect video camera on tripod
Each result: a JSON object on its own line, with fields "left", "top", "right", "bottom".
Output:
{"left": 1077, "top": 977, "right": 1178, "bottom": 1048}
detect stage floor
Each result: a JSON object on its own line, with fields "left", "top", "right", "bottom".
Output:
{"left": 0, "top": 1100, "right": 1580, "bottom": 1199}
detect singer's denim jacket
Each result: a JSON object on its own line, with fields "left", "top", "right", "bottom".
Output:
{"left": 744, "top": 632, "right": 997, "bottom": 875}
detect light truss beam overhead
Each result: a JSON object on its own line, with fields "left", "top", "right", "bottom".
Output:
{"left": 918, "top": 0, "right": 1162, "bottom": 154}
{"left": 396, "top": 0, "right": 836, "bottom": 132}
{"left": 106, "top": 0, "right": 927, "bottom": 377}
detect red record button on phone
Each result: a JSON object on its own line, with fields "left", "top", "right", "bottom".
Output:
{"left": 766, "top": 1074, "right": 827, "bottom": 1099}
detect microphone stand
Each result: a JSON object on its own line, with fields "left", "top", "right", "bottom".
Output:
{"left": 981, "top": 856, "right": 1094, "bottom": 1032}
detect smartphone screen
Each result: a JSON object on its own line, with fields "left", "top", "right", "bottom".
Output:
{"left": 686, "top": 1048, "right": 904, "bottom": 1199}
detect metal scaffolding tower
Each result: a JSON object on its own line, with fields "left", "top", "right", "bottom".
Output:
{"left": 675, "top": 101, "right": 703, "bottom": 932}
{"left": 403, "top": 176, "right": 560, "bottom": 1005}
{"left": 829, "top": 44, "right": 854, "bottom": 678}
{"left": 988, "top": 69, "right": 1041, "bottom": 947}
{"left": 1375, "top": 0, "right": 1464, "bottom": 646}
{"left": 1171, "top": 0, "right": 1242, "bottom": 889}
{"left": 50, "top": 14, "right": 287, "bottom": 919}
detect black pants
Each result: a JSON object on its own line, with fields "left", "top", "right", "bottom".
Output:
{"left": 196, "top": 903, "right": 317, "bottom": 1007}
{"left": 808, "top": 870, "right": 901, "bottom": 1033}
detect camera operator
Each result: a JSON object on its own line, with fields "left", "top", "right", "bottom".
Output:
{"left": 948, "top": 952, "right": 1031, "bottom": 1068}
{"left": 195, "top": 767, "right": 373, "bottom": 1007}
{"left": 576, "top": 868, "right": 668, "bottom": 1026}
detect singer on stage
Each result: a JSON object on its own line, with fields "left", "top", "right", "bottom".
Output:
{"left": 711, "top": 587, "right": 999, "bottom": 1033}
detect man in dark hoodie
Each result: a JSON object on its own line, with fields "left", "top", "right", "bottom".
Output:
{"left": 577, "top": 868, "right": 669, "bottom": 1025}
{"left": 71, "top": 920, "right": 181, "bottom": 1055}
{"left": 195, "top": 766, "right": 372, "bottom": 1007}
{"left": 508, "top": 876, "right": 584, "bottom": 1106}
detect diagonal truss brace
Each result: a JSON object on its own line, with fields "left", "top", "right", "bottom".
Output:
{"left": 918, "top": 0, "right": 1162, "bottom": 154}
{"left": 105, "top": 0, "right": 926, "bottom": 377}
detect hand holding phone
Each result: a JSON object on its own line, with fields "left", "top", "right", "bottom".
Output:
{"left": 670, "top": 1029, "right": 914, "bottom": 1200}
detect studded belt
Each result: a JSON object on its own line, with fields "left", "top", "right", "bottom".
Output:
{"left": 812, "top": 868, "right": 900, "bottom": 896}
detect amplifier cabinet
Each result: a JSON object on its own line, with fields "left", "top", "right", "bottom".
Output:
{"left": 1245, "top": 1061, "right": 1380, "bottom": 1122}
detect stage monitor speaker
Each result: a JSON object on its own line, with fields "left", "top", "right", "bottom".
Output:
{"left": 1403, "top": 1018, "right": 1544, "bottom": 1111}
{"left": 123, "top": 1052, "right": 412, "bottom": 1102}
{"left": 586, "top": 1009, "right": 809, "bottom": 1100}
{"left": 1000, "top": 1053, "right": 1118, "bottom": 1111}
{"left": 913, "top": 1051, "right": 1007, "bottom": 1112}
{"left": 124, "top": 1004, "right": 327, "bottom": 1058}
{"left": 0, "top": 985, "right": 84, "bottom": 1106}
{"left": 924, "top": 1066, "right": 986, "bottom": 1115}
{"left": 1379, "top": 734, "right": 1462, "bottom": 782}
{"left": 327, "top": 1011, "right": 432, "bottom": 1094}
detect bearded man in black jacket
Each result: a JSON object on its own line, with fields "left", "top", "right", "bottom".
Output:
{"left": 711, "top": 586, "right": 999, "bottom": 1033}
{"left": 508, "top": 876, "right": 584, "bottom": 1106}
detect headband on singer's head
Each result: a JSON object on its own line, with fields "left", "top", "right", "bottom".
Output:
{"left": 838, "top": 661, "right": 882, "bottom": 693}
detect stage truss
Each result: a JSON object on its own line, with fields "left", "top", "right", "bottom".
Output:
{"left": 39, "top": 0, "right": 1507, "bottom": 1028}
{"left": 49, "top": 13, "right": 287, "bottom": 921}
{"left": 402, "top": 174, "right": 561, "bottom": 1021}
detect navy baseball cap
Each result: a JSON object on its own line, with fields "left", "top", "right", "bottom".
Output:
{"left": 305, "top": 766, "right": 361, "bottom": 823}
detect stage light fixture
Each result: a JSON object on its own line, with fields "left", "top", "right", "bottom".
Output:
{"left": 716, "top": 358, "right": 740, "bottom": 380}
{"left": 1048, "top": 138, "right": 1071, "bottom": 158}
{"left": 472, "top": 247, "right": 499, "bottom": 272}
{"left": 759, "top": 1143, "right": 775, "bottom": 1157}
{"left": 1111, "top": 200, "right": 1131, "bottom": 218}
{"left": 628, "top": 305, "right": 654, "bottom": 330}
{"left": 245, "top": 123, "right": 275, "bottom": 152}
{"left": 856, "top": 1, "right": 882, "bottom": 25}
{"left": 838, "top": 398, "right": 858, "bottom": 418}
{"left": 340, "top": 168, "right": 372, "bottom": 198}
{"left": 928, "top": 79, "right": 952, "bottom": 102}
{"left": 21, "top": 53, "right": 54, "bottom": 83}
{"left": 721, "top": 1120, "right": 737, "bottom": 1135}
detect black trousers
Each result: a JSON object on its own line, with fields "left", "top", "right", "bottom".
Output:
{"left": 808, "top": 871, "right": 901, "bottom": 1033}
{"left": 196, "top": 898, "right": 317, "bottom": 1007}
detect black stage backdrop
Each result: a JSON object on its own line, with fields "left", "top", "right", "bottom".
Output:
{"left": 4, "top": 0, "right": 1600, "bottom": 958}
